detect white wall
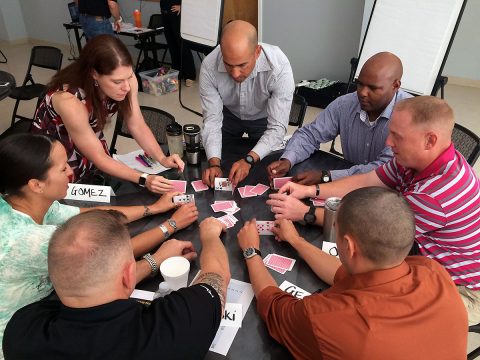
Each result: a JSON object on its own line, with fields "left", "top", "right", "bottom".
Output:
{"left": 0, "top": 0, "right": 27, "bottom": 42}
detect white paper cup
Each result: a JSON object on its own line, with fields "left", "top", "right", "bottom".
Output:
{"left": 159, "top": 256, "right": 190, "bottom": 291}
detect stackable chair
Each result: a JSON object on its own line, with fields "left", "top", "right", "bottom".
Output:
{"left": 288, "top": 94, "right": 308, "bottom": 129}
{"left": 451, "top": 123, "right": 480, "bottom": 166}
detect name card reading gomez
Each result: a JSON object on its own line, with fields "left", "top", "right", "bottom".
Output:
{"left": 65, "top": 183, "right": 111, "bottom": 203}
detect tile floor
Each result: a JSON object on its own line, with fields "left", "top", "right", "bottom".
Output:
{"left": 0, "top": 39, "right": 479, "bottom": 354}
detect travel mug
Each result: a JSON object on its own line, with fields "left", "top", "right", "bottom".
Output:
{"left": 166, "top": 123, "right": 184, "bottom": 157}
{"left": 323, "top": 197, "right": 341, "bottom": 243}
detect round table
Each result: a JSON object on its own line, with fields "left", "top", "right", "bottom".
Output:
{"left": 0, "top": 70, "right": 16, "bottom": 100}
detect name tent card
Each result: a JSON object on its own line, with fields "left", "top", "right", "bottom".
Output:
{"left": 279, "top": 280, "right": 311, "bottom": 300}
{"left": 220, "top": 303, "right": 242, "bottom": 328}
{"left": 65, "top": 183, "right": 112, "bottom": 203}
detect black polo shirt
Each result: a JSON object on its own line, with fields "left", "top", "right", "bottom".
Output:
{"left": 3, "top": 284, "right": 221, "bottom": 360}
{"left": 78, "top": 0, "right": 115, "bottom": 18}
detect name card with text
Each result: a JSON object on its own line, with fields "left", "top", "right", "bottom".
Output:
{"left": 220, "top": 303, "right": 242, "bottom": 328}
{"left": 65, "top": 183, "right": 112, "bottom": 203}
{"left": 279, "top": 280, "right": 311, "bottom": 299}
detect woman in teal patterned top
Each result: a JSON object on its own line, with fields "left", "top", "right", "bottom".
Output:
{"left": 0, "top": 134, "right": 200, "bottom": 358}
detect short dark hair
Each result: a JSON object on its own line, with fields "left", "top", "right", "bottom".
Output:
{"left": 47, "top": 34, "right": 133, "bottom": 131}
{"left": 48, "top": 210, "right": 131, "bottom": 293}
{"left": 0, "top": 134, "right": 56, "bottom": 196}
{"left": 337, "top": 187, "right": 415, "bottom": 266}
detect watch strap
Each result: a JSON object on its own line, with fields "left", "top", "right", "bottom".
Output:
{"left": 243, "top": 247, "right": 262, "bottom": 259}
{"left": 138, "top": 173, "right": 149, "bottom": 187}
{"left": 159, "top": 223, "right": 171, "bottom": 239}
{"left": 315, "top": 184, "right": 321, "bottom": 197}
{"left": 304, "top": 205, "right": 317, "bottom": 225}
{"left": 167, "top": 218, "right": 177, "bottom": 231}
{"left": 142, "top": 253, "right": 158, "bottom": 276}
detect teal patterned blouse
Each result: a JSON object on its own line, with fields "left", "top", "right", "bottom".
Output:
{"left": 0, "top": 197, "right": 79, "bottom": 358}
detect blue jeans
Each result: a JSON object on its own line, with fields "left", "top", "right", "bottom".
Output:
{"left": 79, "top": 14, "right": 114, "bottom": 40}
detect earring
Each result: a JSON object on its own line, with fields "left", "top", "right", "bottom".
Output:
{"left": 94, "top": 79, "right": 99, "bottom": 87}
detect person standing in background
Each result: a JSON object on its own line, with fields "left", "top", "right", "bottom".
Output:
{"left": 77, "top": 0, "right": 122, "bottom": 40}
{"left": 160, "top": 0, "right": 196, "bottom": 86}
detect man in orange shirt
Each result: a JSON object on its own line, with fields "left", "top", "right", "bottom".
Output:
{"left": 237, "top": 187, "right": 467, "bottom": 359}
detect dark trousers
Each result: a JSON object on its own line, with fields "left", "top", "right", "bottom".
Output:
{"left": 162, "top": 11, "right": 196, "bottom": 80}
{"left": 222, "top": 107, "right": 268, "bottom": 141}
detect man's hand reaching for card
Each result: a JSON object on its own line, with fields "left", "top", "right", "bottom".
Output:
{"left": 237, "top": 219, "right": 260, "bottom": 250}
{"left": 271, "top": 219, "right": 303, "bottom": 246}
{"left": 170, "top": 203, "right": 199, "bottom": 231}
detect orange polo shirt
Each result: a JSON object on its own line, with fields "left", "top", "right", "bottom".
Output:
{"left": 257, "top": 256, "right": 467, "bottom": 360}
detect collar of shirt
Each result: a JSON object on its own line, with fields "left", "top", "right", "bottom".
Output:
{"left": 413, "top": 142, "right": 456, "bottom": 182}
{"left": 330, "top": 261, "right": 410, "bottom": 293}
{"left": 358, "top": 91, "right": 399, "bottom": 127}
{"left": 59, "top": 299, "right": 137, "bottom": 321}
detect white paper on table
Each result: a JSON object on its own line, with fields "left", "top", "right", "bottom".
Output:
{"left": 322, "top": 241, "right": 339, "bottom": 258}
{"left": 279, "top": 280, "right": 311, "bottom": 299}
{"left": 220, "top": 303, "right": 242, "bottom": 328}
{"left": 113, "top": 149, "right": 169, "bottom": 174}
{"left": 209, "top": 279, "right": 254, "bottom": 356}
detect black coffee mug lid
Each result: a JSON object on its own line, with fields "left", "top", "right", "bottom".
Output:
{"left": 166, "top": 122, "right": 182, "bottom": 136}
{"left": 183, "top": 124, "right": 200, "bottom": 134}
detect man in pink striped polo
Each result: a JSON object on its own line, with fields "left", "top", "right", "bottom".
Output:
{"left": 269, "top": 96, "right": 480, "bottom": 324}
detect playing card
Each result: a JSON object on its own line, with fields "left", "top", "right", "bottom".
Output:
{"left": 214, "top": 177, "right": 233, "bottom": 191}
{"left": 173, "top": 194, "right": 195, "bottom": 205}
{"left": 242, "top": 186, "right": 257, "bottom": 198}
{"left": 191, "top": 179, "right": 209, "bottom": 192}
{"left": 170, "top": 180, "right": 187, "bottom": 193}
{"left": 237, "top": 187, "right": 246, "bottom": 198}
{"left": 266, "top": 254, "right": 296, "bottom": 271}
{"left": 252, "top": 183, "right": 269, "bottom": 196}
{"left": 211, "top": 201, "right": 234, "bottom": 212}
{"left": 266, "top": 264, "right": 288, "bottom": 274}
{"left": 273, "top": 177, "right": 293, "bottom": 190}
{"left": 256, "top": 221, "right": 275, "bottom": 235}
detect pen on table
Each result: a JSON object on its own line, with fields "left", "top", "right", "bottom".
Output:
{"left": 139, "top": 154, "right": 154, "bottom": 167}
{"left": 135, "top": 155, "right": 151, "bottom": 167}
{"left": 143, "top": 152, "right": 157, "bottom": 165}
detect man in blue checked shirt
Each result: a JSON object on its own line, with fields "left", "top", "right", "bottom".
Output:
{"left": 268, "top": 52, "right": 412, "bottom": 185}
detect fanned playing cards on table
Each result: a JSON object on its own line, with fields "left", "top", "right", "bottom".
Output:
{"left": 237, "top": 183, "right": 269, "bottom": 198}
{"left": 263, "top": 254, "right": 296, "bottom": 274}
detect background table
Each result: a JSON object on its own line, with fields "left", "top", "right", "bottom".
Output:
{"left": 0, "top": 70, "right": 16, "bottom": 101}
{"left": 67, "top": 140, "right": 352, "bottom": 359}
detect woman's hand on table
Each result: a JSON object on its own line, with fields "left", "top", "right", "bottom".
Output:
{"left": 266, "top": 193, "right": 309, "bottom": 222}
{"left": 237, "top": 219, "right": 260, "bottom": 250}
{"left": 160, "top": 154, "right": 185, "bottom": 172}
{"left": 171, "top": 202, "right": 199, "bottom": 231}
{"left": 149, "top": 191, "right": 182, "bottom": 213}
{"left": 145, "top": 175, "right": 173, "bottom": 194}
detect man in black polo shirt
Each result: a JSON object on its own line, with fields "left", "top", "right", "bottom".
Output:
{"left": 3, "top": 210, "right": 230, "bottom": 360}
{"left": 77, "top": 0, "right": 122, "bottom": 39}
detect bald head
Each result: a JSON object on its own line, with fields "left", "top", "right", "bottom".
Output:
{"left": 221, "top": 20, "right": 258, "bottom": 54}
{"left": 48, "top": 210, "right": 133, "bottom": 298}
{"left": 362, "top": 52, "right": 403, "bottom": 81}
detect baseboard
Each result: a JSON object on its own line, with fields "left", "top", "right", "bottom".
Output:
{"left": 447, "top": 76, "right": 480, "bottom": 89}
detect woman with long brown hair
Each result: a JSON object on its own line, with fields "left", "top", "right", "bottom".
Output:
{"left": 32, "top": 34, "right": 183, "bottom": 193}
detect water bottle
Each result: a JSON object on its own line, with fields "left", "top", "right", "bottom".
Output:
{"left": 323, "top": 197, "right": 342, "bottom": 243}
{"left": 133, "top": 9, "right": 142, "bottom": 28}
{"left": 166, "top": 123, "right": 184, "bottom": 157}
{"left": 153, "top": 281, "right": 172, "bottom": 299}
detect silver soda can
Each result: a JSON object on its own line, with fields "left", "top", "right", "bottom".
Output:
{"left": 323, "top": 197, "right": 342, "bottom": 243}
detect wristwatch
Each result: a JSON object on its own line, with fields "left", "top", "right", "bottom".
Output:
{"left": 244, "top": 155, "right": 255, "bottom": 166}
{"left": 243, "top": 247, "right": 262, "bottom": 260}
{"left": 321, "top": 170, "right": 331, "bottom": 183}
{"left": 167, "top": 219, "right": 177, "bottom": 231}
{"left": 138, "top": 173, "right": 149, "bottom": 187}
{"left": 304, "top": 205, "right": 317, "bottom": 225}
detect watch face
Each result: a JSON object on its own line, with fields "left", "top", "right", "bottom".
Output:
{"left": 245, "top": 155, "right": 254, "bottom": 165}
{"left": 322, "top": 175, "right": 329, "bottom": 183}
{"left": 244, "top": 248, "right": 255, "bottom": 257}
{"left": 304, "top": 213, "right": 315, "bottom": 224}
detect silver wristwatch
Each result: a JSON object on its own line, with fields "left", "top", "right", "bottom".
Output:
{"left": 159, "top": 223, "right": 170, "bottom": 239}
{"left": 142, "top": 253, "right": 158, "bottom": 276}
{"left": 167, "top": 219, "right": 177, "bottom": 231}
{"left": 243, "top": 247, "right": 262, "bottom": 260}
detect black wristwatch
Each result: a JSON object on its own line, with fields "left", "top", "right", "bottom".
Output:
{"left": 138, "top": 173, "right": 149, "bottom": 187}
{"left": 321, "top": 170, "right": 331, "bottom": 183}
{"left": 244, "top": 155, "right": 255, "bottom": 166}
{"left": 243, "top": 247, "right": 262, "bottom": 260}
{"left": 304, "top": 205, "right": 317, "bottom": 225}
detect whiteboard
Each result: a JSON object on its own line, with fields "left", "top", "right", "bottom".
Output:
{"left": 355, "top": 0, "right": 465, "bottom": 95}
{"left": 180, "top": 0, "right": 224, "bottom": 47}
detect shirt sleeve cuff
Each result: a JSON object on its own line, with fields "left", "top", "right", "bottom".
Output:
{"left": 252, "top": 143, "right": 270, "bottom": 160}
{"left": 280, "top": 152, "right": 296, "bottom": 167}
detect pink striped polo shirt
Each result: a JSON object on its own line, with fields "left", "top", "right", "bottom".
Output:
{"left": 376, "top": 143, "right": 480, "bottom": 289}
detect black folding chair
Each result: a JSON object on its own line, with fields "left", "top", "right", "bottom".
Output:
{"left": 452, "top": 123, "right": 480, "bottom": 166}
{"left": 288, "top": 94, "right": 307, "bottom": 129}
{"left": 9, "top": 46, "right": 63, "bottom": 126}
{"left": 109, "top": 106, "right": 175, "bottom": 155}
{"left": 134, "top": 14, "right": 169, "bottom": 72}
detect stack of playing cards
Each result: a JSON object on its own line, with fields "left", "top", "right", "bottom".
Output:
{"left": 310, "top": 197, "right": 325, "bottom": 207}
{"left": 263, "top": 254, "right": 296, "bottom": 274}
{"left": 256, "top": 220, "right": 275, "bottom": 235}
{"left": 191, "top": 179, "right": 209, "bottom": 192}
{"left": 237, "top": 183, "right": 269, "bottom": 198}
{"left": 272, "top": 177, "right": 293, "bottom": 190}
{"left": 173, "top": 194, "right": 195, "bottom": 205}
{"left": 214, "top": 178, "right": 234, "bottom": 192}
{"left": 216, "top": 213, "right": 239, "bottom": 229}
{"left": 170, "top": 180, "right": 187, "bottom": 193}
{"left": 210, "top": 201, "right": 240, "bottom": 215}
